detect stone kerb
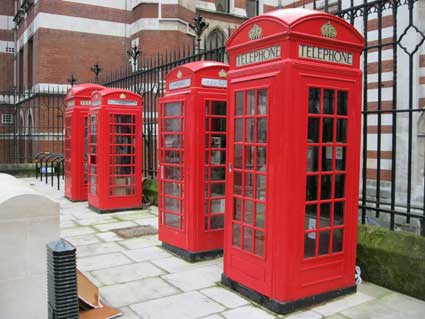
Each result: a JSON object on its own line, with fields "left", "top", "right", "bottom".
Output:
{"left": 0, "top": 173, "right": 60, "bottom": 319}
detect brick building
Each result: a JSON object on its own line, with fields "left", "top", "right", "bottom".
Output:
{"left": 0, "top": 0, "right": 282, "bottom": 91}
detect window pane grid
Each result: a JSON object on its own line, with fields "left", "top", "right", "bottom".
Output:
{"left": 205, "top": 101, "right": 226, "bottom": 231}
{"left": 232, "top": 89, "right": 267, "bottom": 257}
{"left": 159, "top": 102, "right": 184, "bottom": 230}
{"left": 304, "top": 88, "right": 347, "bottom": 259}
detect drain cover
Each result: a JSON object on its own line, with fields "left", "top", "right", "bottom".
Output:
{"left": 112, "top": 225, "right": 158, "bottom": 239}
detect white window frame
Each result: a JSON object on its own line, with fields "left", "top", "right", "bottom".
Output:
{"left": 2, "top": 114, "right": 13, "bottom": 124}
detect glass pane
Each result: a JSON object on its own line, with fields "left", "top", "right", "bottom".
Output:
{"left": 257, "top": 118, "right": 267, "bottom": 143}
{"left": 211, "top": 199, "right": 225, "bottom": 213}
{"left": 321, "top": 175, "right": 332, "bottom": 200}
{"left": 256, "top": 174, "right": 266, "bottom": 200}
{"left": 234, "top": 145, "right": 243, "bottom": 168}
{"left": 256, "top": 147, "right": 266, "bottom": 171}
{"left": 233, "top": 198, "right": 242, "bottom": 220}
{"left": 164, "top": 182, "right": 180, "bottom": 197}
{"left": 164, "top": 150, "right": 181, "bottom": 164}
{"left": 304, "top": 232, "right": 316, "bottom": 258}
{"left": 246, "top": 119, "right": 255, "bottom": 142}
{"left": 335, "top": 174, "right": 345, "bottom": 198}
{"left": 243, "top": 227, "right": 253, "bottom": 252}
{"left": 319, "top": 231, "right": 330, "bottom": 255}
{"left": 320, "top": 203, "right": 331, "bottom": 227}
{"left": 245, "top": 173, "right": 254, "bottom": 197}
{"left": 114, "top": 115, "right": 134, "bottom": 123}
{"left": 234, "top": 172, "right": 242, "bottom": 195}
{"left": 210, "top": 150, "right": 226, "bottom": 165}
{"left": 322, "top": 146, "right": 333, "bottom": 171}
{"left": 112, "top": 156, "right": 134, "bottom": 165}
{"left": 306, "top": 175, "right": 318, "bottom": 200}
{"left": 164, "top": 118, "right": 181, "bottom": 132}
{"left": 244, "top": 200, "right": 253, "bottom": 224}
{"left": 308, "top": 88, "right": 320, "bottom": 114}
{"left": 307, "top": 146, "right": 319, "bottom": 172}
{"left": 235, "top": 119, "right": 243, "bottom": 142}
{"left": 165, "top": 102, "right": 181, "bottom": 116}
{"left": 333, "top": 228, "right": 344, "bottom": 252}
{"left": 165, "top": 213, "right": 180, "bottom": 228}
{"left": 335, "top": 146, "right": 346, "bottom": 171}
{"left": 336, "top": 119, "right": 347, "bottom": 143}
{"left": 247, "top": 90, "right": 255, "bottom": 115}
{"left": 244, "top": 146, "right": 255, "bottom": 169}
{"left": 322, "top": 118, "right": 334, "bottom": 143}
{"left": 257, "top": 89, "right": 268, "bottom": 115}
{"left": 308, "top": 118, "right": 320, "bottom": 143}
{"left": 305, "top": 204, "right": 317, "bottom": 230}
{"left": 211, "top": 167, "right": 225, "bottom": 181}
{"left": 113, "top": 125, "right": 135, "bottom": 134}
{"left": 211, "top": 101, "right": 226, "bottom": 115}
{"left": 256, "top": 203, "right": 265, "bottom": 228}
{"left": 334, "top": 202, "right": 345, "bottom": 225}
{"left": 323, "top": 89, "right": 334, "bottom": 114}
{"left": 164, "top": 166, "right": 181, "bottom": 180}
{"left": 337, "top": 91, "right": 348, "bottom": 115}
{"left": 211, "top": 183, "right": 225, "bottom": 197}
{"left": 232, "top": 223, "right": 241, "bottom": 247}
{"left": 235, "top": 92, "right": 244, "bottom": 115}
{"left": 164, "top": 197, "right": 180, "bottom": 212}
{"left": 211, "top": 118, "right": 226, "bottom": 132}
{"left": 254, "top": 231, "right": 265, "bottom": 256}
{"left": 112, "top": 145, "right": 135, "bottom": 155}
{"left": 211, "top": 215, "right": 224, "bottom": 229}
{"left": 164, "top": 135, "right": 181, "bottom": 148}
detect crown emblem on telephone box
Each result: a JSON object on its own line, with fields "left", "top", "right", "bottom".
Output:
{"left": 249, "top": 24, "right": 262, "bottom": 41}
{"left": 321, "top": 21, "right": 337, "bottom": 39}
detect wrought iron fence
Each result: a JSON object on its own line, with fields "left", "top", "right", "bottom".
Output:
{"left": 0, "top": 88, "right": 66, "bottom": 164}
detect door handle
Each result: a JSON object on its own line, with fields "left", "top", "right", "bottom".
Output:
{"left": 228, "top": 162, "right": 233, "bottom": 173}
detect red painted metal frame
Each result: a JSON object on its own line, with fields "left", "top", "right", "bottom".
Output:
{"left": 64, "top": 84, "right": 105, "bottom": 201}
{"left": 87, "top": 88, "right": 143, "bottom": 212}
{"left": 223, "top": 9, "right": 364, "bottom": 304}
{"left": 158, "top": 61, "right": 229, "bottom": 256}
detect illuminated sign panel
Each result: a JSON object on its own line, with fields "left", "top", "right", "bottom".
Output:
{"left": 236, "top": 45, "right": 281, "bottom": 67}
{"left": 298, "top": 44, "right": 353, "bottom": 65}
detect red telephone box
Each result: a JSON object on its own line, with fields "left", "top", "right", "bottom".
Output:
{"left": 87, "top": 88, "right": 143, "bottom": 213}
{"left": 64, "top": 83, "right": 105, "bottom": 201}
{"left": 221, "top": 9, "right": 364, "bottom": 313}
{"left": 158, "top": 61, "right": 229, "bottom": 261}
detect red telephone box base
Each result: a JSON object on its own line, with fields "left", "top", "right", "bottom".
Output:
{"left": 89, "top": 204, "right": 146, "bottom": 214}
{"left": 221, "top": 274, "right": 356, "bottom": 315}
{"left": 64, "top": 196, "right": 87, "bottom": 203}
{"left": 162, "top": 243, "right": 223, "bottom": 263}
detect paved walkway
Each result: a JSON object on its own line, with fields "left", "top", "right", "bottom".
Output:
{"left": 24, "top": 178, "right": 425, "bottom": 319}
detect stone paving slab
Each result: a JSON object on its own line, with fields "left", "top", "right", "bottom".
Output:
{"left": 130, "top": 291, "right": 226, "bottom": 319}
{"left": 162, "top": 264, "right": 222, "bottom": 291}
{"left": 92, "top": 262, "right": 166, "bottom": 285}
{"left": 100, "top": 277, "right": 180, "bottom": 307}
{"left": 77, "top": 252, "right": 133, "bottom": 271}
{"left": 20, "top": 178, "right": 425, "bottom": 319}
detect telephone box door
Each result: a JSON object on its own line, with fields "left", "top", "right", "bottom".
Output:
{"left": 225, "top": 77, "right": 273, "bottom": 295}
{"left": 291, "top": 73, "right": 360, "bottom": 299}
{"left": 158, "top": 98, "right": 186, "bottom": 248}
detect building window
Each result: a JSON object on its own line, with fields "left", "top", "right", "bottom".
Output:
{"left": 206, "top": 28, "right": 226, "bottom": 50}
{"left": 2, "top": 114, "right": 13, "bottom": 124}
{"left": 246, "top": 0, "right": 258, "bottom": 18}
{"left": 216, "top": 0, "right": 229, "bottom": 13}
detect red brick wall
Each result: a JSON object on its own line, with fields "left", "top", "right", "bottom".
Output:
{"left": 135, "top": 30, "right": 193, "bottom": 59}
{"left": 162, "top": 4, "right": 194, "bottom": 22}
{"left": 0, "top": 0, "right": 14, "bottom": 16}
{"left": 0, "top": 53, "right": 14, "bottom": 91}
{"left": 36, "top": 28, "right": 129, "bottom": 85}
{"left": 133, "top": 3, "right": 159, "bottom": 19}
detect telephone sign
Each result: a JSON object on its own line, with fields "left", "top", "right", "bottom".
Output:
{"left": 158, "top": 61, "right": 229, "bottom": 261}
{"left": 221, "top": 9, "right": 364, "bottom": 314}
{"left": 64, "top": 83, "right": 105, "bottom": 202}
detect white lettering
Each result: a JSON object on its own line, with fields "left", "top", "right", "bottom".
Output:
{"left": 236, "top": 45, "right": 281, "bottom": 67}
